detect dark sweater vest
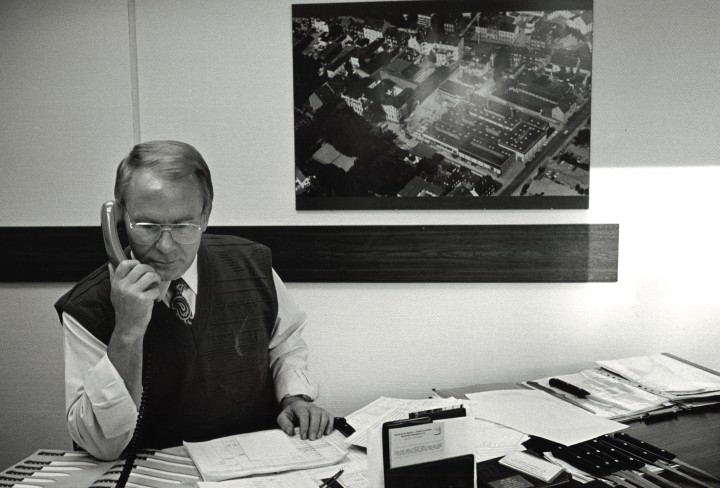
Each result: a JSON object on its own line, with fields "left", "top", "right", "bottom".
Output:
{"left": 55, "top": 234, "right": 280, "bottom": 449}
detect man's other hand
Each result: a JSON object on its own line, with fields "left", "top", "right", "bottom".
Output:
{"left": 277, "top": 395, "right": 334, "bottom": 441}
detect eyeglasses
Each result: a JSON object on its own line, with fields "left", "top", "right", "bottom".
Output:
{"left": 127, "top": 219, "right": 203, "bottom": 245}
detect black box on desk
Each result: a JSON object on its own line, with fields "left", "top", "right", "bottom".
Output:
{"left": 382, "top": 414, "right": 475, "bottom": 488}
{"left": 386, "top": 454, "right": 475, "bottom": 488}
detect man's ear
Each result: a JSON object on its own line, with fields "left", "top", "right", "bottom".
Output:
{"left": 200, "top": 204, "right": 211, "bottom": 232}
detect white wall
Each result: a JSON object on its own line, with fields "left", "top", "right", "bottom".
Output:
{"left": 1, "top": 0, "right": 719, "bottom": 468}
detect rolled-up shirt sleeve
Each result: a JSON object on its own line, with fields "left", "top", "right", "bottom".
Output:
{"left": 63, "top": 312, "right": 136, "bottom": 460}
{"left": 268, "top": 270, "right": 319, "bottom": 403}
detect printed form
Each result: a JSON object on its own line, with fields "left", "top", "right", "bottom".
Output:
{"left": 194, "top": 431, "right": 369, "bottom": 488}
{"left": 184, "top": 429, "right": 347, "bottom": 481}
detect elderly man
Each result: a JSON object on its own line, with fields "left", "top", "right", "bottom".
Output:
{"left": 55, "top": 140, "right": 333, "bottom": 460}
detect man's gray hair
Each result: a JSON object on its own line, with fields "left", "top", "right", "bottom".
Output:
{"left": 114, "top": 140, "right": 214, "bottom": 215}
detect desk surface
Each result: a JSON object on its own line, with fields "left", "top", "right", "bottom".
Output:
{"left": 4, "top": 393, "right": 719, "bottom": 486}
{"left": 435, "top": 381, "right": 720, "bottom": 478}
{"left": 623, "top": 403, "right": 720, "bottom": 477}
{"left": 3, "top": 408, "right": 719, "bottom": 487}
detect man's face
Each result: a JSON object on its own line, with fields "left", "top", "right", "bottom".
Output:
{"left": 123, "top": 169, "right": 209, "bottom": 281}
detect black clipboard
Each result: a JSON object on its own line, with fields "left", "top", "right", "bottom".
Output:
{"left": 382, "top": 417, "right": 474, "bottom": 488}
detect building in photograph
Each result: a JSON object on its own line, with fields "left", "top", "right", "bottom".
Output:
{"left": 420, "top": 98, "right": 548, "bottom": 174}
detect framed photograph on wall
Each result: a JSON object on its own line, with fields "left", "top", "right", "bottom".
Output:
{"left": 292, "top": 0, "right": 593, "bottom": 210}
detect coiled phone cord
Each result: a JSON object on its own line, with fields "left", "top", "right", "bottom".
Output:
{"left": 115, "top": 336, "right": 152, "bottom": 488}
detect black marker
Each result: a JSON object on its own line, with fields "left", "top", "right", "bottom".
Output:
{"left": 549, "top": 378, "right": 590, "bottom": 398}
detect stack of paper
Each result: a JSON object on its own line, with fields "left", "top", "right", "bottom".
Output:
{"left": 596, "top": 354, "right": 720, "bottom": 401}
{"left": 184, "top": 429, "right": 347, "bottom": 481}
{"left": 196, "top": 432, "right": 371, "bottom": 488}
{"left": 528, "top": 369, "right": 670, "bottom": 421}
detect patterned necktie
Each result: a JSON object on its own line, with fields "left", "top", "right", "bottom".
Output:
{"left": 169, "top": 278, "right": 193, "bottom": 325}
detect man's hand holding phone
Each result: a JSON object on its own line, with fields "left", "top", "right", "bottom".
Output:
{"left": 110, "top": 260, "right": 162, "bottom": 337}
{"left": 107, "top": 260, "right": 161, "bottom": 406}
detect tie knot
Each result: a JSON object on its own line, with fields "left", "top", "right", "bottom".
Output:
{"left": 171, "top": 278, "right": 187, "bottom": 295}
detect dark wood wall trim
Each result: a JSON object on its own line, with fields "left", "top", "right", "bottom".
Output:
{"left": 0, "top": 224, "right": 618, "bottom": 283}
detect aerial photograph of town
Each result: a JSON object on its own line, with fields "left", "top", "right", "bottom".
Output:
{"left": 292, "top": 1, "right": 593, "bottom": 209}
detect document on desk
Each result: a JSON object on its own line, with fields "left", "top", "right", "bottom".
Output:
{"left": 597, "top": 354, "right": 720, "bottom": 398}
{"left": 184, "top": 429, "right": 348, "bottom": 481}
{"left": 471, "top": 418, "right": 529, "bottom": 461}
{"left": 196, "top": 432, "right": 370, "bottom": 488}
{"left": 344, "top": 397, "right": 462, "bottom": 449}
{"left": 303, "top": 430, "right": 370, "bottom": 488}
{"left": 304, "top": 448, "right": 370, "bottom": 488}
{"left": 529, "top": 369, "right": 670, "bottom": 420}
{"left": 465, "top": 389, "right": 626, "bottom": 446}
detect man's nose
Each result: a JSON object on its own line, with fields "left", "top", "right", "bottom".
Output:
{"left": 155, "top": 229, "right": 176, "bottom": 252}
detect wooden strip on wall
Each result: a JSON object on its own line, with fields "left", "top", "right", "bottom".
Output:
{"left": 0, "top": 224, "right": 618, "bottom": 283}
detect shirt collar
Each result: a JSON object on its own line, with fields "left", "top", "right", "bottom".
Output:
{"left": 129, "top": 251, "right": 199, "bottom": 297}
{"left": 179, "top": 254, "right": 199, "bottom": 294}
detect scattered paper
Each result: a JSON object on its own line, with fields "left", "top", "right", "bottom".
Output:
{"left": 465, "top": 389, "right": 626, "bottom": 445}
{"left": 302, "top": 431, "right": 370, "bottom": 488}
{"left": 471, "top": 418, "right": 529, "bottom": 461}
{"left": 344, "top": 397, "right": 463, "bottom": 449}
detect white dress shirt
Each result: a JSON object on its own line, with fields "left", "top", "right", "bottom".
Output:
{"left": 63, "top": 257, "right": 318, "bottom": 460}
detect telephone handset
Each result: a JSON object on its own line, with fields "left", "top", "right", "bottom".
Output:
{"left": 101, "top": 201, "right": 129, "bottom": 267}
{"left": 101, "top": 200, "right": 150, "bottom": 488}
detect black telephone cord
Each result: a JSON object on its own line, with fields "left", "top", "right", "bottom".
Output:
{"left": 115, "top": 337, "right": 151, "bottom": 488}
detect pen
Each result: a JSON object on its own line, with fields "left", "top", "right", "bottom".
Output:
{"left": 320, "top": 468, "right": 344, "bottom": 488}
{"left": 548, "top": 378, "right": 636, "bottom": 412}
{"left": 526, "top": 381, "right": 595, "bottom": 413}
{"left": 549, "top": 378, "right": 590, "bottom": 398}
{"left": 638, "top": 406, "right": 678, "bottom": 422}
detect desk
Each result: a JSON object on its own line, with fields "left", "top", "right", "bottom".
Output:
{"left": 3, "top": 407, "right": 718, "bottom": 487}
{"left": 436, "top": 382, "right": 720, "bottom": 480}
{"left": 3, "top": 398, "right": 719, "bottom": 487}
{"left": 623, "top": 404, "right": 720, "bottom": 477}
